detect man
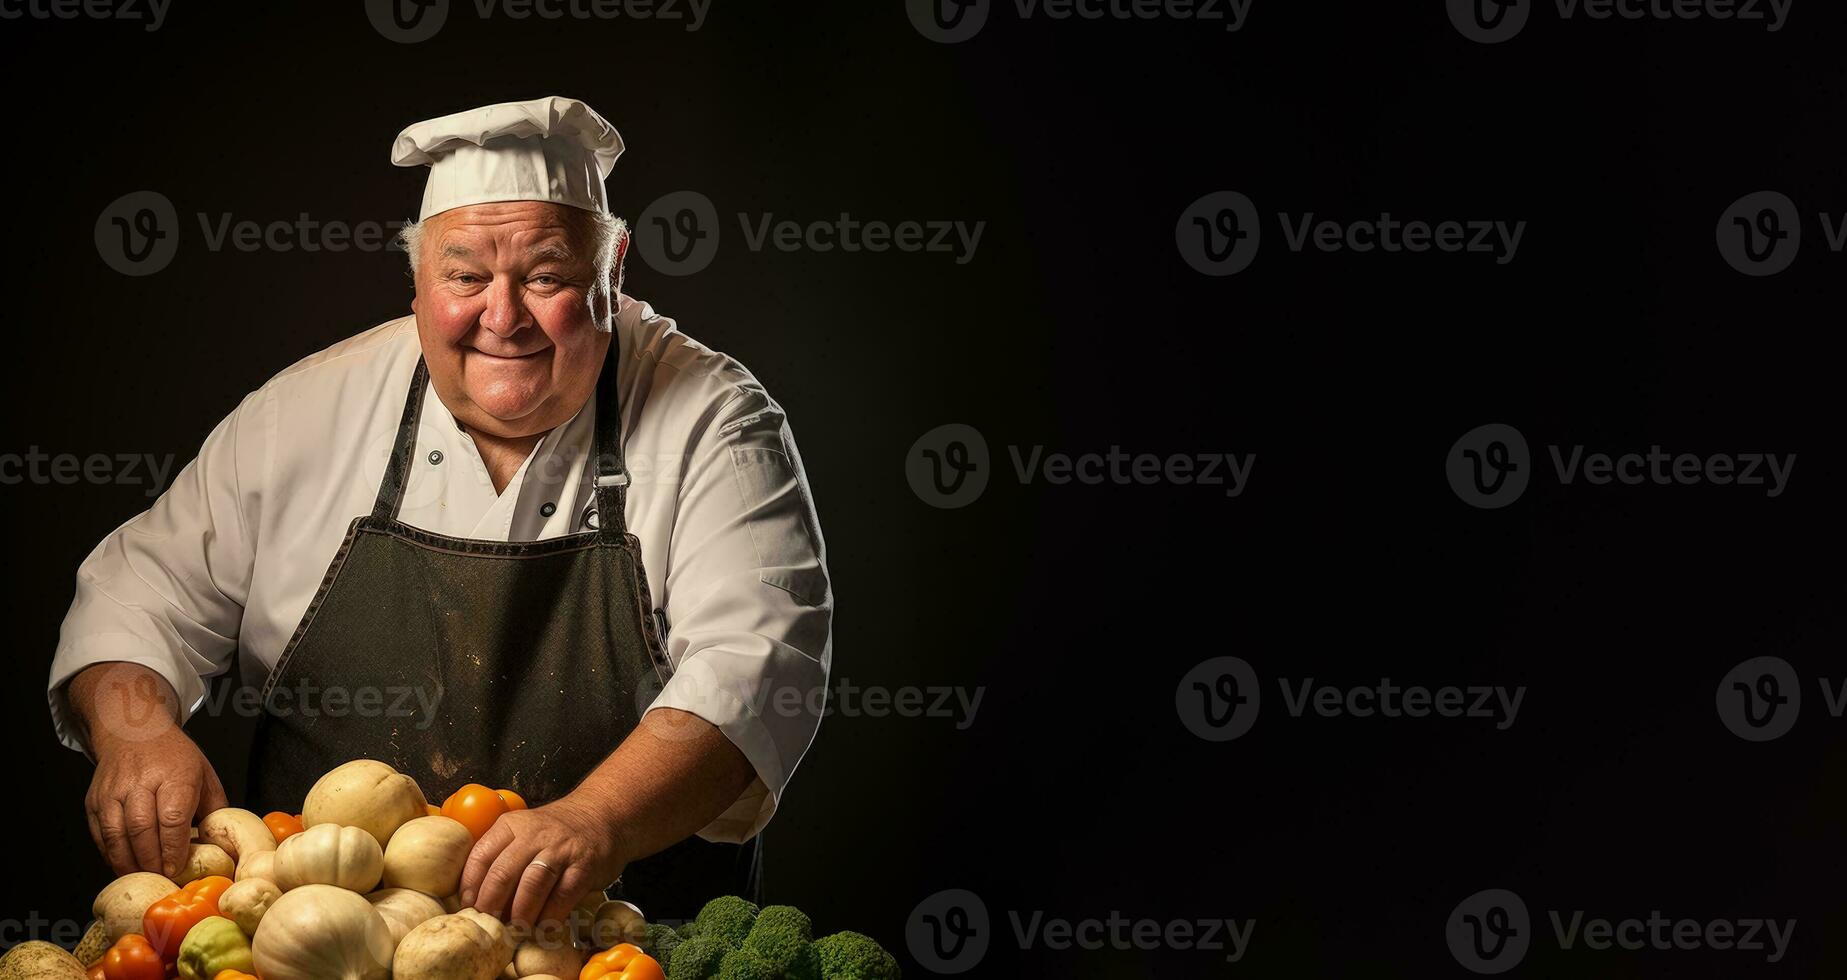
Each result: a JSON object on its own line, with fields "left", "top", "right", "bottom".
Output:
{"left": 46, "top": 96, "right": 830, "bottom": 926}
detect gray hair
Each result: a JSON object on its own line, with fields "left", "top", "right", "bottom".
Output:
{"left": 397, "top": 208, "right": 628, "bottom": 282}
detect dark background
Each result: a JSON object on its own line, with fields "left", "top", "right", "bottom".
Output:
{"left": 1, "top": 0, "right": 1842, "bottom": 976}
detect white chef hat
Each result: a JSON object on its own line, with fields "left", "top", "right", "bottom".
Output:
{"left": 391, "top": 96, "right": 625, "bottom": 220}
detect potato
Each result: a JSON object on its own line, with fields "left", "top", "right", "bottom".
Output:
{"left": 0, "top": 941, "right": 86, "bottom": 979}
{"left": 303, "top": 760, "right": 428, "bottom": 850}
{"left": 511, "top": 938, "right": 583, "bottom": 979}
{"left": 237, "top": 849, "right": 278, "bottom": 883}
{"left": 393, "top": 913, "right": 513, "bottom": 980}
{"left": 382, "top": 816, "right": 473, "bottom": 897}
{"left": 173, "top": 842, "right": 235, "bottom": 886}
{"left": 199, "top": 807, "right": 277, "bottom": 878}
{"left": 93, "top": 871, "right": 178, "bottom": 944}
{"left": 590, "top": 900, "right": 647, "bottom": 949}
{"left": 219, "top": 876, "right": 281, "bottom": 936}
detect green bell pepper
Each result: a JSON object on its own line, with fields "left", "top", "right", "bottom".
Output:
{"left": 176, "top": 915, "right": 254, "bottom": 980}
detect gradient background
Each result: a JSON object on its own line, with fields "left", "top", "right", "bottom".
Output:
{"left": 0, "top": 1, "right": 1842, "bottom": 976}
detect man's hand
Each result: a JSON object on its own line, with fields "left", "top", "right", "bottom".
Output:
{"left": 461, "top": 794, "right": 628, "bottom": 932}
{"left": 68, "top": 663, "right": 229, "bottom": 878}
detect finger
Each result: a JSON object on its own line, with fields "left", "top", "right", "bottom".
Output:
{"left": 510, "top": 854, "right": 564, "bottom": 930}
{"left": 475, "top": 835, "right": 543, "bottom": 920}
{"left": 97, "top": 798, "right": 137, "bottom": 876}
{"left": 155, "top": 780, "right": 197, "bottom": 879}
{"left": 537, "top": 863, "right": 593, "bottom": 939}
{"left": 124, "top": 788, "right": 163, "bottom": 873}
{"left": 461, "top": 820, "right": 516, "bottom": 906}
{"left": 196, "top": 762, "right": 229, "bottom": 815}
{"left": 84, "top": 795, "right": 105, "bottom": 863}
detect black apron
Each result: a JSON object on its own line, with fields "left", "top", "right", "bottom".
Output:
{"left": 246, "top": 343, "right": 759, "bottom": 919}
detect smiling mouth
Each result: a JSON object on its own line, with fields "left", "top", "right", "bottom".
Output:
{"left": 471, "top": 348, "right": 550, "bottom": 361}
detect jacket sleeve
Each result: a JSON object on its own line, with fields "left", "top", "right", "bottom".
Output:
{"left": 646, "top": 388, "right": 832, "bottom": 843}
{"left": 47, "top": 389, "right": 270, "bottom": 753}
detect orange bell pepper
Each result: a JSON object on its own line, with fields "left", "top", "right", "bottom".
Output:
{"left": 143, "top": 874, "right": 233, "bottom": 962}
{"left": 262, "top": 811, "right": 305, "bottom": 843}
{"left": 101, "top": 934, "right": 165, "bottom": 980}
{"left": 213, "top": 972, "right": 259, "bottom": 980}
{"left": 581, "top": 944, "right": 664, "bottom": 980}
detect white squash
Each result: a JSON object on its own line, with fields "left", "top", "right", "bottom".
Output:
{"left": 172, "top": 843, "right": 235, "bottom": 886}
{"left": 367, "top": 887, "right": 446, "bottom": 946}
{"left": 251, "top": 884, "right": 394, "bottom": 980}
{"left": 393, "top": 912, "right": 514, "bottom": 980}
{"left": 237, "top": 850, "right": 277, "bottom": 883}
{"left": 590, "top": 900, "right": 647, "bottom": 949}
{"left": 303, "top": 760, "right": 429, "bottom": 850}
{"left": 218, "top": 877, "right": 281, "bottom": 936}
{"left": 273, "top": 823, "right": 384, "bottom": 892}
{"left": 382, "top": 816, "right": 473, "bottom": 897}
{"left": 198, "top": 808, "right": 277, "bottom": 878}
{"left": 92, "top": 871, "right": 178, "bottom": 944}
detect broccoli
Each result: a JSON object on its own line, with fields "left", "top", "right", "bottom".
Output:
{"left": 644, "top": 922, "right": 684, "bottom": 968}
{"left": 693, "top": 895, "right": 760, "bottom": 949}
{"left": 714, "top": 947, "right": 779, "bottom": 980}
{"left": 678, "top": 920, "right": 701, "bottom": 940}
{"left": 812, "top": 931, "right": 901, "bottom": 980}
{"left": 667, "top": 935, "right": 732, "bottom": 980}
{"left": 744, "top": 905, "right": 819, "bottom": 980}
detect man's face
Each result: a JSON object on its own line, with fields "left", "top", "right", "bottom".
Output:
{"left": 412, "top": 201, "right": 612, "bottom": 440}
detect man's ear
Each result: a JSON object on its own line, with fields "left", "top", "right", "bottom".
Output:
{"left": 611, "top": 227, "right": 629, "bottom": 297}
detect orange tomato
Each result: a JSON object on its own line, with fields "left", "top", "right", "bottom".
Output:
{"left": 101, "top": 934, "right": 165, "bottom": 980}
{"left": 263, "top": 811, "right": 305, "bottom": 843}
{"left": 86, "top": 964, "right": 105, "bottom": 980}
{"left": 426, "top": 804, "right": 442, "bottom": 816}
{"left": 441, "top": 783, "right": 509, "bottom": 840}
{"left": 581, "top": 944, "right": 663, "bottom": 980}
{"left": 496, "top": 788, "right": 527, "bottom": 811}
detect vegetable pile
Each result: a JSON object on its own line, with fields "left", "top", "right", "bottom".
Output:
{"left": 1, "top": 760, "right": 899, "bottom": 980}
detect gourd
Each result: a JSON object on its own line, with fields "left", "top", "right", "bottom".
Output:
{"left": 367, "top": 887, "right": 447, "bottom": 946}
{"left": 198, "top": 809, "right": 277, "bottom": 879}
{"left": 273, "top": 823, "right": 385, "bottom": 893}
{"left": 251, "top": 884, "right": 394, "bottom": 980}
{"left": 237, "top": 850, "right": 277, "bottom": 883}
{"left": 218, "top": 877, "right": 282, "bottom": 936}
{"left": 381, "top": 815, "right": 474, "bottom": 897}
{"left": 173, "top": 843, "right": 236, "bottom": 886}
{"left": 92, "top": 871, "right": 178, "bottom": 944}
{"left": 303, "top": 759, "right": 429, "bottom": 850}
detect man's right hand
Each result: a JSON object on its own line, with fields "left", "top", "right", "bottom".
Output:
{"left": 67, "top": 663, "right": 228, "bottom": 878}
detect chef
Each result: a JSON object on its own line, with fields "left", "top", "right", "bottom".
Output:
{"left": 45, "top": 96, "right": 830, "bottom": 926}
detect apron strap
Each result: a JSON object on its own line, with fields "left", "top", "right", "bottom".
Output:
{"left": 371, "top": 357, "right": 432, "bottom": 523}
{"left": 370, "top": 342, "right": 630, "bottom": 534}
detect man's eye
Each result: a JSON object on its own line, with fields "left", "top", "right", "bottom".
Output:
{"left": 532, "top": 275, "right": 560, "bottom": 286}
{"left": 453, "top": 273, "right": 482, "bottom": 284}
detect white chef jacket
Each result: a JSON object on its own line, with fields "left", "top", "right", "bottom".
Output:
{"left": 46, "top": 295, "right": 830, "bottom": 843}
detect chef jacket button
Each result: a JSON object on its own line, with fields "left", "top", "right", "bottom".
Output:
{"left": 428, "top": 450, "right": 444, "bottom": 465}
{"left": 540, "top": 502, "right": 556, "bottom": 517}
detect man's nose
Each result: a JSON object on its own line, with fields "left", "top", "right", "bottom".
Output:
{"left": 478, "top": 278, "right": 533, "bottom": 337}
